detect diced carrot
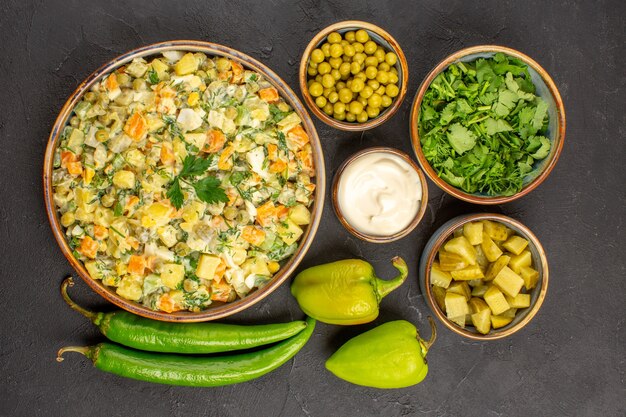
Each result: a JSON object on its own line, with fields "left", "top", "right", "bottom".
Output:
{"left": 155, "top": 82, "right": 176, "bottom": 98}
{"left": 77, "top": 236, "right": 98, "bottom": 259}
{"left": 269, "top": 159, "right": 287, "bottom": 174}
{"left": 210, "top": 215, "right": 227, "bottom": 231}
{"left": 126, "top": 237, "right": 140, "bottom": 250}
{"left": 127, "top": 255, "right": 146, "bottom": 275}
{"left": 214, "top": 260, "right": 227, "bottom": 283}
{"left": 93, "top": 225, "right": 109, "bottom": 240}
{"left": 104, "top": 73, "right": 119, "bottom": 91}
{"left": 124, "top": 195, "right": 140, "bottom": 213}
{"left": 160, "top": 143, "right": 176, "bottom": 165}
{"left": 218, "top": 146, "right": 235, "bottom": 170}
{"left": 158, "top": 293, "right": 181, "bottom": 313}
{"left": 256, "top": 201, "right": 277, "bottom": 227}
{"left": 287, "top": 125, "right": 310, "bottom": 150}
{"left": 145, "top": 255, "right": 157, "bottom": 272}
{"left": 275, "top": 205, "right": 289, "bottom": 220}
{"left": 226, "top": 188, "right": 239, "bottom": 206}
{"left": 267, "top": 143, "right": 278, "bottom": 161}
{"left": 210, "top": 280, "right": 233, "bottom": 302}
{"left": 60, "top": 151, "right": 78, "bottom": 168}
{"left": 66, "top": 161, "right": 83, "bottom": 176}
{"left": 218, "top": 70, "right": 232, "bottom": 81}
{"left": 259, "top": 87, "right": 279, "bottom": 103}
{"left": 241, "top": 225, "right": 266, "bottom": 247}
{"left": 202, "top": 129, "right": 226, "bottom": 153}
{"left": 124, "top": 112, "right": 148, "bottom": 141}
{"left": 231, "top": 61, "right": 244, "bottom": 83}
{"left": 305, "top": 183, "right": 316, "bottom": 193}
{"left": 297, "top": 147, "right": 315, "bottom": 176}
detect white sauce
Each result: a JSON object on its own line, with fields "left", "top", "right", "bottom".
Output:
{"left": 337, "top": 152, "right": 422, "bottom": 236}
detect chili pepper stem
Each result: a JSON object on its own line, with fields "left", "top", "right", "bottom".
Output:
{"left": 418, "top": 316, "right": 438, "bottom": 352}
{"left": 374, "top": 257, "right": 408, "bottom": 299}
{"left": 56, "top": 346, "right": 92, "bottom": 362}
{"left": 61, "top": 277, "right": 99, "bottom": 323}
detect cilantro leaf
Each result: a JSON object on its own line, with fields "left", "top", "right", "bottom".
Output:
{"left": 484, "top": 118, "right": 513, "bottom": 135}
{"left": 529, "top": 136, "right": 551, "bottom": 159}
{"left": 193, "top": 176, "right": 229, "bottom": 204}
{"left": 166, "top": 177, "right": 184, "bottom": 209}
{"left": 446, "top": 123, "right": 477, "bottom": 155}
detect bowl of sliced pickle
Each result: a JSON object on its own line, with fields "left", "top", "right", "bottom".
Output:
{"left": 419, "top": 213, "right": 548, "bottom": 340}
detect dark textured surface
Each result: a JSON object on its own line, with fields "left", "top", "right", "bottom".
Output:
{"left": 1, "top": 0, "right": 625, "bottom": 416}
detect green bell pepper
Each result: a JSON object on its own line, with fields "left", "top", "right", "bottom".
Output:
{"left": 290, "top": 257, "right": 408, "bottom": 325}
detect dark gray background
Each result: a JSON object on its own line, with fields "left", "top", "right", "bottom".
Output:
{"left": 1, "top": 0, "right": 624, "bottom": 416}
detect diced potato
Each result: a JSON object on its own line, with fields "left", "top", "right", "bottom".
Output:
{"left": 438, "top": 250, "right": 468, "bottom": 271}
{"left": 75, "top": 187, "right": 96, "bottom": 213}
{"left": 67, "top": 128, "right": 85, "bottom": 152}
{"left": 483, "top": 286, "right": 510, "bottom": 315}
{"left": 506, "top": 293, "right": 531, "bottom": 308}
{"left": 475, "top": 244, "right": 489, "bottom": 267}
{"left": 485, "top": 255, "right": 511, "bottom": 281}
{"left": 196, "top": 254, "right": 221, "bottom": 280}
{"left": 509, "top": 250, "right": 532, "bottom": 274}
{"left": 471, "top": 308, "right": 492, "bottom": 334}
{"left": 448, "top": 281, "right": 471, "bottom": 301}
{"left": 469, "top": 297, "right": 490, "bottom": 313}
{"left": 520, "top": 266, "right": 540, "bottom": 290}
{"left": 483, "top": 220, "right": 509, "bottom": 241}
{"left": 430, "top": 262, "right": 452, "bottom": 288}
{"left": 112, "top": 170, "right": 136, "bottom": 189}
{"left": 84, "top": 261, "right": 105, "bottom": 280}
{"left": 493, "top": 266, "right": 524, "bottom": 298}
{"left": 481, "top": 234, "right": 503, "bottom": 262}
{"left": 157, "top": 225, "right": 179, "bottom": 248}
{"left": 174, "top": 53, "right": 199, "bottom": 76}
{"left": 444, "top": 236, "right": 477, "bottom": 265}
{"left": 277, "top": 219, "right": 303, "bottom": 245}
{"left": 463, "top": 222, "right": 483, "bottom": 245}
{"left": 502, "top": 235, "right": 529, "bottom": 255}
{"left": 432, "top": 285, "right": 447, "bottom": 313}
{"left": 116, "top": 276, "right": 142, "bottom": 301}
{"left": 150, "top": 58, "right": 169, "bottom": 80}
{"left": 242, "top": 257, "right": 271, "bottom": 276}
{"left": 445, "top": 292, "right": 470, "bottom": 320}
{"left": 288, "top": 204, "right": 311, "bottom": 225}
{"left": 160, "top": 263, "right": 185, "bottom": 289}
{"left": 141, "top": 202, "right": 173, "bottom": 228}
{"left": 491, "top": 314, "right": 514, "bottom": 329}
{"left": 471, "top": 284, "right": 489, "bottom": 297}
{"left": 451, "top": 265, "right": 484, "bottom": 281}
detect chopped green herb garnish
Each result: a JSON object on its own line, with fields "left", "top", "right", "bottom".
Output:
{"left": 166, "top": 155, "right": 227, "bottom": 209}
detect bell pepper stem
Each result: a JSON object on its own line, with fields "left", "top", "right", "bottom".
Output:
{"left": 419, "top": 316, "right": 438, "bottom": 353}
{"left": 56, "top": 346, "right": 92, "bottom": 362}
{"left": 61, "top": 277, "right": 99, "bottom": 323}
{"left": 374, "top": 257, "right": 408, "bottom": 299}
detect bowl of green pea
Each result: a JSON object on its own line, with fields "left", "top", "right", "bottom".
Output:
{"left": 299, "top": 21, "right": 408, "bottom": 131}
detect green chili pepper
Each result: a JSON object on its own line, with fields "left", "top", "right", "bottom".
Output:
{"left": 57, "top": 317, "right": 315, "bottom": 387}
{"left": 61, "top": 278, "right": 307, "bottom": 354}
{"left": 290, "top": 257, "right": 408, "bottom": 325}
{"left": 325, "top": 317, "right": 437, "bottom": 389}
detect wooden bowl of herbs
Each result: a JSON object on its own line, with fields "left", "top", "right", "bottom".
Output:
{"left": 410, "top": 45, "right": 566, "bottom": 204}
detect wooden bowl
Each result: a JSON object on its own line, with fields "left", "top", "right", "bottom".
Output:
{"left": 332, "top": 147, "right": 428, "bottom": 243}
{"left": 410, "top": 45, "right": 566, "bottom": 204}
{"left": 43, "top": 40, "right": 326, "bottom": 322}
{"left": 419, "top": 213, "right": 549, "bottom": 340}
{"left": 299, "top": 21, "right": 409, "bottom": 131}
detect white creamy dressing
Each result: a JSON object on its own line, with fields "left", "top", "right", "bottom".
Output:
{"left": 337, "top": 152, "right": 422, "bottom": 236}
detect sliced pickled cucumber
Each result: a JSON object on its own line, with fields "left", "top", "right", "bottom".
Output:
{"left": 475, "top": 244, "right": 489, "bottom": 267}
{"left": 445, "top": 292, "right": 470, "bottom": 319}
{"left": 468, "top": 297, "right": 489, "bottom": 313}
{"left": 481, "top": 234, "right": 503, "bottom": 263}
{"left": 485, "top": 255, "right": 511, "bottom": 281}
{"left": 432, "top": 285, "right": 447, "bottom": 313}
{"left": 444, "top": 236, "right": 477, "bottom": 266}
{"left": 502, "top": 235, "right": 529, "bottom": 255}
{"left": 463, "top": 221, "right": 483, "bottom": 245}
{"left": 448, "top": 281, "right": 471, "bottom": 301}
{"left": 491, "top": 314, "right": 514, "bottom": 329}
{"left": 483, "top": 220, "right": 509, "bottom": 241}
{"left": 471, "top": 284, "right": 489, "bottom": 297}
{"left": 483, "top": 285, "right": 510, "bottom": 315}
{"left": 509, "top": 250, "right": 532, "bottom": 274}
{"left": 506, "top": 293, "right": 531, "bottom": 308}
{"left": 520, "top": 266, "right": 539, "bottom": 290}
{"left": 471, "top": 308, "right": 492, "bottom": 334}
{"left": 493, "top": 266, "right": 524, "bottom": 298}
{"left": 430, "top": 262, "right": 453, "bottom": 288}
{"left": 449, "top": 315, "right": 466, "bottom": 329}
{"left": 468, "top": 279, "right": 483, "bottom": 287}
{"left": 501, "top": 308, "right": 518, "bottom": 318}
{"left": 438, "top": 250, "right": 468, "bottom": 271}
{"left": 451, "top": 265, "right": 484, "bottom": 281}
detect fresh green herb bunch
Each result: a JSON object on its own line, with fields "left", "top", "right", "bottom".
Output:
{"left": 419, "top": 53, "right": 551, "bottom": 196}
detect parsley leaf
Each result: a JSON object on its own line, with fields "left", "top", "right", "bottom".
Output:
{"left": 180, "top": 154, "right": 213, "bottom": 178}
{"left": 446, "top": 123, "right": 477, "bottom": 155}
{"left": 193, "top": 176, "right": 229, "bottom": 204}
{"left": 166, "top": 177, "right": 184, "bottom": 209}
{"left": 147, "top": 69, "right": 159, "bottom": 85}
{"left": 166, "top": 155, "right": 225, "bottom": 209}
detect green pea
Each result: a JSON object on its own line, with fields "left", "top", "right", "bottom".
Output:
{"left": 357, "top": 96, "right": 368, "bottom": 106}
{"left": 329, "top": 44, "right": 343, "bottom": 58}
{"left": 341, "top": 39, "right": 349, "bottom": 46}
{"left": 350, "top": 62, "right": 361, "bottom": 75}
{"left": 357, "top": 111, "right": 369, "bottom": 123}
{"left": 323, "top": 87, "right": 332, "bottom": 98}
{"left": 339, "top": 62, "right": 351, "bottom": 77}
{"left": 355, "top": 29, "right": 369, "bottom": 43}
{"left": 307, "top": 66, "right": 317, "bottom": 76}
{"left": 329, "top": 57, "right": 343, "bottom": 69}
{"left": 381, "top": 95, "right": 392, "bottom": 107}
{"left": 307, "top": 79, "right": 315, "bottom": 88}
{"left": 353, "top": 42, "right": 364, "bottom": 53}
{"left": 328, "top": 32, "right": 342, "bottom": 44}
{"left": 322, "top": 74, "right": 335, "bottom": 88}
{"left": 321, "top": 43, "right": 331, "bottom": 57}
{"left": 374, "top": 47, "right": 386, "bottom": 62}
{"left": 343, "top": 44, "right": 356, "bottom": 57}
{"left": 350, "top": 78, "right": 365, "bottom": 93}
{"left": 308, "top": 82, "right": 324, "bottom": 97}
{"left": 376, "top": 71, "right": 389, "bottom": 85}
{"left": 378, "top": 62, "right": 390, "bottom": 72}
{"left": 386, "top": 84, "right": 399, "bottom": 98}
{"left": 388, "top": 72, "right": 399, "bottom": 84}
{"left": 342, "top": 55, "right": 351, "bottom": 62}
{"left": 332, "top": 69, "right": 342, "bottom": 81}
{"left": 354, "top": 72, "right": 367, "bottom": 81}
{"left": 359, "top": 85, "right": 374, "bottom": 99}
{"left": 345, "top": 31, "right": 356, "bottom": 42}
{"left": 353, "top": 53, "right": 366, "bottom": 64}
{"left": 315, "top": 74, "right": 322, "bottom": 82}
{"left": 323, "top": 103, "right": 334, "bottom": 115}
{"left": 333, "top": 102, "right": 346, "bottom": 114}
{"left": 375, "top": 85, "right": 386, "bottom": 96}
{"left": 328, "top": 91, "right": 339, "bottom": 104}
{"left": 366, "top": 106, "right": 380, "bottom": 118}
{"left": 349, "top": 101, "right": 364, "bottom": 115}
{"left": 368, "top": 93, "right": 382, "bottom": 108}
{"left": 318, "top": 62, "right": 331, "bottom": 75}
{"left": 311, "top": 49, "right": 325, "bottom": 63}
{"left": 364, "top": 41, "right": 377, "bottom": 55}
{"left": 339, "top": 88, "right": 353, "bottom": 104}
{"left": 345, "top": 112, "right": 356, "bottom": 122}
{"left": 365, "top": 66, "right": 378, "bottom": 79}
{"left": 336, "top": 81, "right": 346, "bottom": 90}
{"left": 367, "top": 79, "right": 380, "bottom": 90}
{"left": 346, "top": 79, "right": 352, "bottom": 89}
{"left": 385, "top": 52, "right": 398, "bottom": 66}
{"left": 365, "top": 56, "right": 378, "bottom": 68}
{"left": 333, "top": 112, "right": 346, "bottom": 121}
{"left": 315, "top": 96, "right": 327, "bottom": 108}
{"left": 390, "top": 67, "right": 398, "bottom": 75}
